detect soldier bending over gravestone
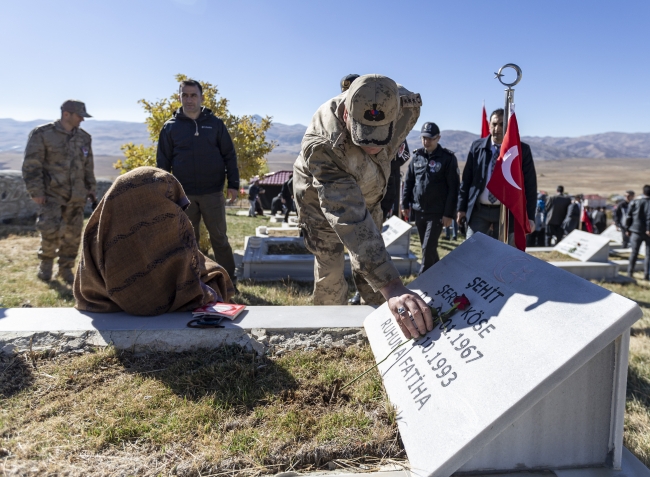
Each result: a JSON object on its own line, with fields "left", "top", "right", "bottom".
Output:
{"left": 293, "top": 74, "right": 433, "bottom": 338}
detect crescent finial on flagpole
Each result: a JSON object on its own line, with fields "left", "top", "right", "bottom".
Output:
{"left": 495, "top": 64, "right": 522, "bottom": 88}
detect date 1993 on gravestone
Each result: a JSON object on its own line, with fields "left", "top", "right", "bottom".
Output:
{"left": 378, "top": 275, "right": 504, "bottom": 411}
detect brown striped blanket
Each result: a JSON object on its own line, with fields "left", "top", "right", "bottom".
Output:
{"left": 74, "top": 167, "right": 234, "bottom": 315}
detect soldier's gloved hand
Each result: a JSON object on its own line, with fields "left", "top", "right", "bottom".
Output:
{"left": 381, "top": 278, "right": 433, "bottom": 339}
{"left": 32, "top": 196, "right": 46, "bottom": 205}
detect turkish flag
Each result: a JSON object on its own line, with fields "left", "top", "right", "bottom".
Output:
{"left": 486, "top": 110, "right": 530, "bottom": 251}
{"left": 481, "top": 104, "right": 489, "bottom": 138}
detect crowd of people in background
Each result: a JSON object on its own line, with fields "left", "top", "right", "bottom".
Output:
{"left": 19, "top": 74, "right": 649, "bottom": 323}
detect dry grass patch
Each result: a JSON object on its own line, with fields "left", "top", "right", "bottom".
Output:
{"left": 527, "top": 250, "right": 577, "bottom": 262}
{"left": 0, "top": 344, "right": 404, "bottom": 476}
{"left": 0, "top": 227, "right": 75, "bottom": 308}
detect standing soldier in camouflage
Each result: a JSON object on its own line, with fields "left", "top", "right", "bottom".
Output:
{"left": 293, "top": 74, "right": 433, "bottom": 339}
{"left": 22, "top": 100, "right": 96, "bottom": 284}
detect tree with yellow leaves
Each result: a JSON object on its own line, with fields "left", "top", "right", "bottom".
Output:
{"left": 114, "top": 74, "right": 275, "bottom": 181}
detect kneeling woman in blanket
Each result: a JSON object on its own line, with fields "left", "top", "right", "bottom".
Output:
{"left": 74, "top": 167, "right": 234, "bottom": 315}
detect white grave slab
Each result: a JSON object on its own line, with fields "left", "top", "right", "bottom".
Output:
{"left": 554, "top": 229, "right": 611, "bottom": 262}
{"left": 0, "top": 306, "right": 374, "bottom": 354}
{"left": 241, "top": 235, "right": 419, "bottom": 280}
{"left": 602, "top": 224, "right": 625, "bottom": 245}
{"left": 364, "top": 233, "right": 642, "bottom": 477}
{"left": 382, "top": 216, "right": 412, "bottom": 255}
{"left": 255, "top": 225, "right": 300, "bottom": 237}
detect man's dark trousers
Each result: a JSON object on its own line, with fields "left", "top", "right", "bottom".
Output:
{"left": 185, "top": 192, "right": 236, "bottom": 281}
{"left": 413, "top": 211, "right": 444, "bottom": 275}
{"left": 628, "top": 232, "right": 650, "bottom": 279}
{"left": 546, "top": 224, "right": 564, "bottom": 246}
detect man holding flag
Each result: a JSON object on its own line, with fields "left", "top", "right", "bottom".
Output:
{"left": 457, "top": 108, "right": 537, "bottom": 249}
{"left": 485, "top": 106, "right": 537, "bottom": 250}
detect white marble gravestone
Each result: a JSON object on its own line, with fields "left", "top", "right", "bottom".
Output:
{"left": 602, "top": 224, "right": 624, "bottom": 245}
{"left": 554, "top": 229, "right": 611, "bottom": 262}
{"left": 364, "top": 233, "right": 642, "bottom": 477}
{"left": 382, "top": 216, "right": 412, "bottom": 256}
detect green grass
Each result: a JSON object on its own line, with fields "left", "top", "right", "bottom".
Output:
{"left": 0, "top": 345, "right": 402, "bottom": 476}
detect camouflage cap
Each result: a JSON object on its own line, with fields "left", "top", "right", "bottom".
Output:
{"left": 340, "top": 73, "right": 360, "bottom": 92}
{"left": 344, "top": 74, "right": 399, "bottom": 148}
{"left": 61, "top": 100, "right": 92, "bottom": 118}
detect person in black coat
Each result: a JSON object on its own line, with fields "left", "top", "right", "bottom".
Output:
{"left": 381, "top": 140, "right": 410, "bottom": 220}
{"left": 562, "top": 195, "right": 581, "bottom": 235}
{"left": 625, "top": 185, "right": 650, "bottom": 280}
{"left": 457, "top": 109, "right": 537, "bottom": 244}
{"left": 271, "top": 193, "right": 284, "bottom": 216}
{"left": 614, "top": 190, "right": 635, "bottom": 247}
{"left": 156, "top": 79, "right": 239, "bottom": 282}
{"left": 403, "top": 122, "right": 459, "bottom": 274}
{"left": 593, "top": 207, "right": 607, "bottom": 234}
{"left": 281, "top": 175, "right": 294, "bottom": 223}
{"left": 545, "top": 185, "right": 571, "bottom": 245}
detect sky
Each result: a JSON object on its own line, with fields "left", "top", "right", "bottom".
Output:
{"left": 1, "top": 0, "right": 649, "bottom": 137}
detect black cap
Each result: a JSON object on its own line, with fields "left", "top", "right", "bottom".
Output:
{"left": 421, "top": 122, "right": 440, "bottom": 138}
{"left": 340, "top": 74, "right": 360, "bottom": 92}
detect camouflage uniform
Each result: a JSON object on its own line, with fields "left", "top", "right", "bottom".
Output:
{"left": 22, "top": 119, "right": 95, "bottom": 271}
{"left": 293, "top": 76, "right": 421, "bottom": 305}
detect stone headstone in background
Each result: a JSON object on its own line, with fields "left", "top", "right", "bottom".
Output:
{"left": 554, "top": 229, "right": 610, "bottom": 262}
{"left": 364, "top": 233, "right": 641, "bottom": 477}
{"left": 382, "top": 216, "right": 412, "bottom": 256}
{"left": 601, "top": 224, "right": 624, "bottom": 245}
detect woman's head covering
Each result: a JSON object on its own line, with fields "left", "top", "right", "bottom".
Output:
{"left": 74, "top": 166, "right": 234, "bottom": 315}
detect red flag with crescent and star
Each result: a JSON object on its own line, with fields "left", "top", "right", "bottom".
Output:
{"left": 481, "top": 102, "right": 489, "bottom": 138}
{"left": 486, "top": 108, "right": 530, "bottom": 251}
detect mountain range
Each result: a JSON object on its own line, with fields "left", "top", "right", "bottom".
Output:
{"left": 1, "top": 117, "right": 649, "bottom": 162}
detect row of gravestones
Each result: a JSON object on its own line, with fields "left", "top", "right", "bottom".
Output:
{"left": 0, "top": 170, "right": 113, "bottom": 223}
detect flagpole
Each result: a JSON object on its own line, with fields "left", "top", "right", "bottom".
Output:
{"left": 494, "top": 64, "right": 522, "bottom": 244}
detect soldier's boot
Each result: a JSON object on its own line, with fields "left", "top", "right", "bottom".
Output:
{"left": 57, "top": 267, "right": 75, "bottom": 285}
{"left": 348, "top": 291, "right": 361, "bottom": 305}
{"left": 37, "top": 260, "right": 53, "bottom": 281}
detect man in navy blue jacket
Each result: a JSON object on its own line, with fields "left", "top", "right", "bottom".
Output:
{"left": 403, "top": 122, "right": 459, "bottom": 273}
{"left": 157, "top": 79, "right": 239, "bottom": 283}
{"left": 457, "top": 109, "right": 537, "bottom": 244}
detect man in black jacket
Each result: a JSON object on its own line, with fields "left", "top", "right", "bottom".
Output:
{"left": 626, "top": 184, "right": 650, "bottom": 280}
{"left": 562, "top": 195, "right": 582, "bottom": 235}
{"left": 545, "top": 185, "right": 571, "bottom": 245}
{"left": 403, "top": 122, "right": 459, "bottom": 274}
{"left": 457, "top": 109, "right": 536, "bottom": 244}
{"left": 157, "top": 79, "right": 239, "bottom": 282}
{"left": 281, "top": 174, "right": 294, "bottom": 223}
{"left": 615, "top": 190, "right": 635, "bottom": 247}
{"left": 381, "top": 140, "right": 410, "bottom": 220}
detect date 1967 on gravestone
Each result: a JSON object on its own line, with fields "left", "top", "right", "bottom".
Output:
{"left": 364, "top": 232, "right": 642, "bottom": 477}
